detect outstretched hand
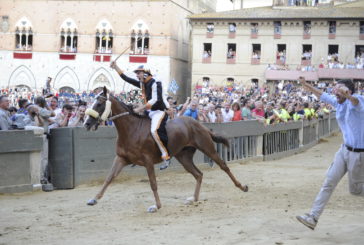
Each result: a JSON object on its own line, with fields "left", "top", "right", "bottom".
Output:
{"left": 110, "top": 61, "right": 117, "bottom": 70}
{"left": 298, "top": 76, "right": 323, "bottom": 98}
{"left": 133, "top": 105, "right": 145, "bottom": 114}
{"left": 298, "top": 76, "right": 308, "bottom": 87}
{"left": 110, "top": 61, "right": 123, "bottom": 75}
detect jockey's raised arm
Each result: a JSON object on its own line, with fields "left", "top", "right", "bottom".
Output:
{"left": 110, "top": 61, "right": 140, "bottom": 88}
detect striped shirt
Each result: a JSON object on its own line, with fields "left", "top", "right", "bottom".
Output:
{"left": 321, "top": 92, "right": 364, "bottom": 148}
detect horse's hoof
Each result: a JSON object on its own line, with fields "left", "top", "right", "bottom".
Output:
{"left": 87, "top": 199, "right": 97, "bottom": 206}
{"left": 243, "top": 185, "right": 249, "bottom": 192}
{"left": 184, "top": 196, "right": 195, "bottom": 205}
{"left": 147, "top": 205, "right": 158, "bottom": 213}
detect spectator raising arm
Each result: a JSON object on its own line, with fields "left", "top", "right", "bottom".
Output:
{"left": 177, "top": 97, "right": 190, "bottom": 116}
{"left": 299, "top": 77, "right": 322, "bottom": 98}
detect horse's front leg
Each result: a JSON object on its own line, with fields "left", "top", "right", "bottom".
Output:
{"left": 145, "top": 163, "right": 161, "bottom": 213}
{"left": 87, "top": 155, "right": 127, "bottom": 205}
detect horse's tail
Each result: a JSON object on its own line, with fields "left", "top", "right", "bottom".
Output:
{"left": 209, "top": 130, "right": 230, "bottom": 148}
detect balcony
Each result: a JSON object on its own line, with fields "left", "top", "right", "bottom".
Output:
{"left": 129, "top": 54, "right": 148, "bottom": 63}
{"left": 93, "top": 53, "right": 112, "bottom": 62}
{"left": 301, "top": 59, "right": 311, "bottom": 66}
{"left": 265, "top": 68, "right": 364, "bottom": 81}
{"left": 227, "top": 57, "right": 236, "bottom": 64}
{"left": 328, "top": 33, "right": 336, "bottom": 39}
{"left": 228, "top": 32, "right": 236, "bottom": 39}
{"left": 303, "top": 33, "right": 311, "bottom": 39}
{"left": 251, "top": 58, "right": 260, "bottom": 65}
{"left": 265, "top": 69, "right": 318, "bottom": 81}
{"left": 206, "top": 32, "right": 214, "bottom": 38}
{"left": 59, "top": 52, "right": 76, "bottom": 60}
{"left": 274, "top": 33, "right": 281, "bottom": 39}
{"left": 202, "top": 57, "right": 211, "bottom": 63}
{"left": 251, "top": 33, "right": 258, "bottom": 39}
{"left": 13, "top": 50, "right": 32, "bottom": 59}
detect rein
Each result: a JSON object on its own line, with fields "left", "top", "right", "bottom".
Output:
{"left": 108, "top": 111, "right": 129, "bottom": 121}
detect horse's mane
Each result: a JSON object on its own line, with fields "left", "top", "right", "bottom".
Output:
{"left": 110, "top": 95, "right": 149, "bottom": 119}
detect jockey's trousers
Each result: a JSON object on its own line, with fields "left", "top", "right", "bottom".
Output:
{"left": 148, "top": 110, "right": 170, "bottom": 160}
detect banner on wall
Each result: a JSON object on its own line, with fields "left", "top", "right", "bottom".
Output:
{"left": 168, "top": 79, "right": 179, "bottom": 95}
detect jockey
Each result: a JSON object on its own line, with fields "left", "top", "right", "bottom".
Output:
{"left": 110, "top": 62, "right": 171, "bottom": 170}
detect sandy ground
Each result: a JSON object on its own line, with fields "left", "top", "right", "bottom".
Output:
{"left": 1, "top": 133, "right": 363, "bottom": 245}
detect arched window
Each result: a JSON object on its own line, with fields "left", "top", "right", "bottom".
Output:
{"left": 227, "top": 77, "right": 235, "bottom": 88}
{"left": 130, "top": 20, "right": 150, "bottom": 55}
{"left": 202, "top": 77, "right": 210, "bottom": 88}
{"left": 60, "top": 18, "right": 78, "bottom": 53}
{"left": 95, "top": 20, "right": 113, "bottom": 54}
{"left": 15, "top": 17, "right": 33, "bottom": 51}
{"left": 59, "top": 86, "right": 75, "bottom": 93}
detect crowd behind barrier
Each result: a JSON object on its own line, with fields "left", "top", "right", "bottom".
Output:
{"left": 3, "top": 79, "right": 361, "bottom": 131}
{"left": 0, "top": 77, "right": 358, "bottom": 192}
{"left": 0, "top": 112, "right": 339, "bottom": 193}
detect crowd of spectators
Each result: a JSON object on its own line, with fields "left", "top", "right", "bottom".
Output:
{"left": 1, "top": 78, "right": 363, "bottom": 190}
{"left": 166, "top": 80, "right": 364, "bottom": 125}
{"left": 2, "top": 80, "right": 364, "bottom": 131}
{"left": 267, "top": 51, "right": 364, "bottom": 71}
{"left": 2, "top": 79, "right": 364, "bottom": 131}
{"left": 0, "top": 84, "right": 146, "bottom": 131}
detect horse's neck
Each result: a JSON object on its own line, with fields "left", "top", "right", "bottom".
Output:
{"left": 110, "top": 98, "right": 139, "bottom": 137}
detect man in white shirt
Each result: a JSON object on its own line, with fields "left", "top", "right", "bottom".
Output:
{"left": 221, "top": 103, "right": 233, "bottom": 122}
{"left": 0, "top": 95, "right": 11, "bottom": 130}
{"left": 207, "top": 104, "right": 217, "bottom": 123}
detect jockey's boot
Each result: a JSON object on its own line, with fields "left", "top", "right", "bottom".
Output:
{"left": 160, "top": 158, "right": 171, "bottom": 170}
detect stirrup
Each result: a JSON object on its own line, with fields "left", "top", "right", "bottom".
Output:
{"left": 160, "top": 159, "right": 171, "bottom": 170}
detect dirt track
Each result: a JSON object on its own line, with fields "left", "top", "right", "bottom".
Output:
{"left": 1, "top": 133, "right": 363, "bottom": 245}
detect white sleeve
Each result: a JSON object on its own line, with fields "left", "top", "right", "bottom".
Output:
{"left": 348, "top": 94, "right": 364, "bottom": 112}
{"left": 320, "top": 92, "right": 338, "bottom": 108}
{"left": 147, "top": 82, "right": 158, "bottom": 106}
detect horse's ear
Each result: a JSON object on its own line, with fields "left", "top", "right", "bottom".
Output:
{"left": 103, "top": 86, "right": 107, "bottom": 96}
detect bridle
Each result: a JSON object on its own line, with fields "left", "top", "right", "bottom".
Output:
{"left": 85, "top": 94, "right": 129, "bottom": 123}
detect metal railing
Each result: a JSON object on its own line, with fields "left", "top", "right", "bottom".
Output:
{"left": 303, "top": 120, "right": 318, "bottom": 145}
{"left": 0, "top": 112, "right": 340, "bottom": 192}
{"left": 318, "top": 115, "right": 330, "bottom": 138}
{"left": 263, "top": 128, "right": 300, "bottom": 155}
{"left": 202, "top": 112, "right": 338, "bottom": 163}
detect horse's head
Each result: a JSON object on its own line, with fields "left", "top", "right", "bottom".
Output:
{"left": 84, "top": 86, "right": 111, "bottom": 131}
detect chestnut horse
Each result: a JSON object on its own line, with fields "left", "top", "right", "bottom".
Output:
{"left": 84, "top": 87, "right": 248, "bottom": 212}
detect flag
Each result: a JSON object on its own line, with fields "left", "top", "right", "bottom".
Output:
{"left": 168, "top": 79, "right": 179, "bottom": 95}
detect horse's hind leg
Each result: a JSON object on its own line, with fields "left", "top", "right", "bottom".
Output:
{"left": 87, "top": 156, "right": 127, "bottom": 205}
{"left": 197, "top": 139, "right": 248, "bottom": 192}
{"left": 175, "top": 147, "right": 203, "bottom": 203}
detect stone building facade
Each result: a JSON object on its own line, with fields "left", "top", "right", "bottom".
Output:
{"left": 189, "top": 3, "right": 364, "bottom": 90}
{"left": 0, "top": 0, "right": 216, "bottom": 99}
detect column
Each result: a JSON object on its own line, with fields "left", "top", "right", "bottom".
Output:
{"left": 134, "top": 38, "right": 137, "bottom": 54}
{"left": 19, "top": 35, "right": 23, "bottom": 50}
{"left": 70, "top": 35, "right": 74, "bottom": 52}
{"left": 63, "top": 34, "right": 67, "bottom": 51}
{"left": 99, "top": 34, "right": 102, "bottom": 52}
{"left": 105, "top": 34, "right": 109, "bottom": 53}
{"left": 25, "top": 33, "right": 29, "bottom": 51}
{"left": 141, "top": 37, "right": 145, "bottom": 54}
